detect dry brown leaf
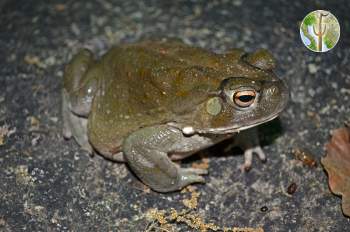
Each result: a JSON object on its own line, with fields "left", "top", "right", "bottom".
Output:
{"left": 322, "top": 126, "right": 350, "bottom": 217}
{"left": 191, "top": 157, "right": 210, "bottom": 170}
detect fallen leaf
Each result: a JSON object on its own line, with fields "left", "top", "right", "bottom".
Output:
{"left": 191, "top": 157, "right": 209, "bottom": 170}
{"left": 322, "top": 125, "right": 350, "bottom": 217}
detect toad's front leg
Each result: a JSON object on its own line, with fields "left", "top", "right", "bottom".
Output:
{"left": 233, "top": 127, "right": 267, "bottom": 171}
{"left": 123, "top": 125, "right": 212, "bottom": 193}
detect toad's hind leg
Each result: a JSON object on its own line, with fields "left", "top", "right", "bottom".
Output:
{"left": 62, "top": 91, "right": 92, "bottom": 153}
{"left": 63, "top": 49, "right": 97, "bottom": 116}
{"left": 123, "top": 125, "right": 210, "bottom": 193}
{"left": 62, "top": 49, "right": 96, "bottom": 153}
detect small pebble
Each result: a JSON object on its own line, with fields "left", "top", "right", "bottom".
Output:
{"left": 292, "top": 148, "right": 317, "bottom": 168}
{"left": 287, "top": 182, "right": 298, "bottom": 195}
{"left": 260, "top": 206, "right": 268, "bottom": 212}
{"left": 308, "top": 63, "right": 318, "bottom": 74}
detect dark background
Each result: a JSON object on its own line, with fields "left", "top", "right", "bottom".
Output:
{"left": 1, "top": 0, "right": 350, "bottom": 231}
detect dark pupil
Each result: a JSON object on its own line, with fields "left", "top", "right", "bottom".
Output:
{"left": 238, "top": 95, "right": 254, "bottom": 102}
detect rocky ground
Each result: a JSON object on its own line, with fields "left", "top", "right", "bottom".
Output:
{"left": 1, "top": 0, "right": 350, "bottom": 231}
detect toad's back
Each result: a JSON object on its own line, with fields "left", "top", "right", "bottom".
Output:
{"left": 87, "top": 40, "right": 227, "bottom": 154}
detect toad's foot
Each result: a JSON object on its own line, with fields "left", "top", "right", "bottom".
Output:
{"left": 240, "top": 145, "right": 266, "bottom": 172}
{"left": 177, "top": 167, "right": 207, "bottom": 187}
{"left": 232, "top": 127, "right": 267, "bottom": 172}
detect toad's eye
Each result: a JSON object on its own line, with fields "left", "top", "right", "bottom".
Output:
{"left": 233, "top": 90, "right": 256, "bottom": 108}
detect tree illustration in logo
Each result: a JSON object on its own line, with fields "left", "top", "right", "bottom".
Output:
{"left": 300, "top": 10, "right": 340, "bottom": 52}
{"left": 313, "top": 11, "right": 328, "bottom": 51}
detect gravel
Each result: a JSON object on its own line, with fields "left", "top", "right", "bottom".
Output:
{"left": 1, "top": 0, "right": 350, "bottom": 231}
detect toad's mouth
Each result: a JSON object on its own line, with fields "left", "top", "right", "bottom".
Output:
{"left": 196, "top": 112, "right": 280, "bottom": 134}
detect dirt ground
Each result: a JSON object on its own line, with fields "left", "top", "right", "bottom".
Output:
{"left": 1, "top": 0, "right": 350, "bottom": 231}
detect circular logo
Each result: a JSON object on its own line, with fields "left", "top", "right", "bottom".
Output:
{"left": 300, "top": 10, "right": 340, "bottom": 52}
